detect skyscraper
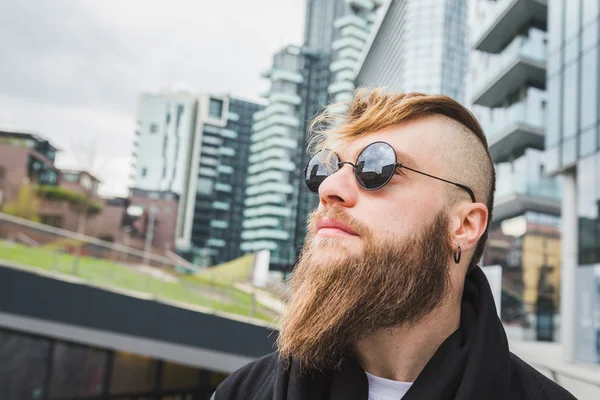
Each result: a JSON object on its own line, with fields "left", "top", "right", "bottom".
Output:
{"left": 241, "top": 46, "right": 306, "bottom": 271}
{"left": 241, "top": 1, "right": 385, "bottom": 272}
{"left": 133, "top": 91, "right": 199, "bottom": 249}
{"left": 544, "top": 0, "right": 600, "bottom": 364}
{"left": 175, "top": 94, "right": 263, "bottom": 266}
{"left": 133, "top": 91, "right": 262, "bottom": 267}
{"left": 356, "top": 0, "right": 468, "bottom": 102}
{"left": 468, "top": 0, "right": 561, "bottom": 341}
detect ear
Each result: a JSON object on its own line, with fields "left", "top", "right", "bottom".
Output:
{"left": 450, "top": 202, "right": 488, "bottom": 253}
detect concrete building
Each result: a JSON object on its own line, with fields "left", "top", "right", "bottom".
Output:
{"left": 132, "top": 91, "right": 198, "bottom": 196}
{"left": 241, "top": 1, "right": 386, "bottom": 273}
{"left": 174, "top": 94, "right": 263, "bottom": 267}
{"left": 241, "top": 46, "right": 305, "bottom": 271}
{"left": 468, "top": 0, "right": 562, "bottom": 341}
{"left": 356, "top": 0, "right": 469, "bottom": 103}
{"left": 544, "top": 0, "right": 600, "bottom": 365}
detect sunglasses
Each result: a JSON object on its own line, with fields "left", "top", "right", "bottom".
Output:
{"left": 304, "top": 141, "right": 476, "bottom": 202}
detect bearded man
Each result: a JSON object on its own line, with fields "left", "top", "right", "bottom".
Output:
{"left": 212, "top": 90, "right": 575, "bottom": 399}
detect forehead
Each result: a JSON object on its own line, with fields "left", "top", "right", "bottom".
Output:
{"left": 334, "top": 117, "right": 449, "bottom": 171}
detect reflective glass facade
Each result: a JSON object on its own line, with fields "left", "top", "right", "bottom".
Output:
{"left": 0, "top": 328, "right": 226, "bottom": 400}
{"left": 546, "top": 0, "right": 600, "bottom": 172}
{"left": 357, "top": 0, "right": 468, "bottom": 102}
{"left": 187, "top": 97, "right": 263, "bottom": 267}
{"left": 546, "top": 0, "right": 600, "bottom": 364}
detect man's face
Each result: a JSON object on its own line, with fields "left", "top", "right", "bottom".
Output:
{"left": 277, "top": 117, "right": 457, "bottom": 371}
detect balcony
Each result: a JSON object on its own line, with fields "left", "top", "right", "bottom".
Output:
{"left": 473, "top": 0, "right": 547, "bottom": 54}
{"left": 269, "top": 92, "right": 302, "bottom": 105}
{"left": 493, "top": 179, "right": 561, "bottom": 222}
{"left": 330, "top": 58, "right": 358, "bottom": 73}
{"left": 345, "top": 0, "right": 375, "bottom": 11}
{"left": 252, "top": 114, "right": 299, "bottom": 133}
{"left": 332, "top": 37, "right": 365, "bottom": 51}
{"left": 262, "top": 68, "right": 303, "bottom": 84}
{"left": 253, "top": 103, "right": 291, "bottom": 121}
{"left": 484, "top": 101, "right": 545, "bottom": 163}
{"left": 334, "top": 14, "right": 368, "bottom": 29}
{"left": 472, "top": 33, "right": 547, "bottom": 108}
{"left": 328, "top": 80, "right": 355, "bottom": 95}
{"left": 341, "top": 25, "right": 370, "bottom": 41}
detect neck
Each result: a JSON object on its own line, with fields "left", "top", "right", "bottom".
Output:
{"left": 354, "top": 288, "right": 462, "bottom": 382}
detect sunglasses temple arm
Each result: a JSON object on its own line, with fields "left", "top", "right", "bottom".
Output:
{"left": 398, "top": 164, "right": 476, "bottom": 203}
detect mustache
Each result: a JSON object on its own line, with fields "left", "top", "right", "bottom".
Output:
{"left": 307, "top": 207, "right": 371, "bottom": 237}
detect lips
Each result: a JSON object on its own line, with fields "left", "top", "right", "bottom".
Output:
{"left": 316, "top": 218, "right": 358, "bottom": 236}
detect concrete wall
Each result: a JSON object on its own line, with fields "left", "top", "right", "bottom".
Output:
{"left": 0, "top": 264, "right": 277, "bottom": 373}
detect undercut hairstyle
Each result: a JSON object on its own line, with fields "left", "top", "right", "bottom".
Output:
{"left": 308, "top": 88, "right": 495, "bottom": 269}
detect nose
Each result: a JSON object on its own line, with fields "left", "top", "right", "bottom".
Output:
{"left": 318, "top": 164, "right": 359, "bottom": 208}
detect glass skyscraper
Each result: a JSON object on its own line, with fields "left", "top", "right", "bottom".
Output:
{"left": 167, "top": 93, "right": 263, "bottom": 267}
{"left": 545, "top": 0, "right": 600, "bottom": 364}
{"left": 356, "top": 0, "right": 468, "bottom": 103}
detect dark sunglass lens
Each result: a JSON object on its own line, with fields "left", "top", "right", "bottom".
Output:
{"left": 305, "top": 150, "right": 339, "bottom": 193}
{"left": 355, "top": 142, "right": 397, "bottom": 190}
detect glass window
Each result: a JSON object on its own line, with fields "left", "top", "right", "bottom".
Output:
{"left": 582, "top": 20, "right": 599, "bottom": 51}
{"left": 577, "top": 154, "right": 600, "bottom": 264}
{"left": 162, "top": 362, "right": 201, "bottom": 390}
{"left": 583, "top": 0, "right": 600, "bottom": 27}
{"left": 565, "top": 0, "right": 582, "bottom": 41}
{"left": 580, "top": 127, "right": 597, "bottom": 157}
{"left": 209, "top": 98, "right": 224, "bottom": 119}
{"left": 562, "top": 137, "right": 578, "bottom": 166}
{"left": 110, "top": 352, "right": 157, "bottom": 394}
{"left": 581, "top": 47, "right": 598, "bottom": 129}
{"left": 547, "top": 75, "right": 562, "bottom": 146}
{"left": 197, "top": 177, "right": 214, "bottom": 195}
{"left": 563, "top": 62, "right": 579, "bottom": 138}
{"left": 0, "top": 330, "right": 51, "bottom": 400}
{"left": 49, "top": 342, "right": 107, "bottom": 399}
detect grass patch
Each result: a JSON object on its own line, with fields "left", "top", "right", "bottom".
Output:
{"left": 0, "top": 241, "right": 275, "bottom": 322}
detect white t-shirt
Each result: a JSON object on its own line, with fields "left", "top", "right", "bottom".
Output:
{"left": 366, "top": 371, "right": 413, "bottom": 400}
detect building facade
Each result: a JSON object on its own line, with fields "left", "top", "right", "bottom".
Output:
{"left": 175, "top": 94, "right": 263, "bottom": 267}
{"left": 356, "top": 0, "right": 468, "bottom": 103}
{"left": 133, "top": 91, "right": 198, "bottom": 196}
{"left": 545, "top": 0, "right": 600, "bottom": 364}
{"left": 468, "top": 0, "right": 562, "bottom": 341}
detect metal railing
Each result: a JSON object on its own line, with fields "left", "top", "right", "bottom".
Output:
{"left": 0, "top": 212, "right": 282, "bottom": 326}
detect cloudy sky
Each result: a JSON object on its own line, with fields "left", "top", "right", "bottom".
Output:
{"left": 0, "top": 0, "right": 305, "bottom": 196}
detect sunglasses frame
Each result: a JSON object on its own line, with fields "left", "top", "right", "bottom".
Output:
{"left": 304, "top": 141, "right": 476, "bottom": 203}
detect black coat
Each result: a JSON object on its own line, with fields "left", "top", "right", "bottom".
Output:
{"left": 214, "top": 267, "right": 576, "bottom": 400}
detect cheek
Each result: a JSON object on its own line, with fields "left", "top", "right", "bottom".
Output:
{"left": 361, "top": 198, "right": 436, "bottom": 238}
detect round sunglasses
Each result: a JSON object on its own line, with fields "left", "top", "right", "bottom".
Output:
{"left": 304, "top": 141, "right": 476, "bottom": 202}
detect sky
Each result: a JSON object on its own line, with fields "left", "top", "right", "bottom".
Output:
{"left": 0, "top": 0, "right": 305, "bottom": 196}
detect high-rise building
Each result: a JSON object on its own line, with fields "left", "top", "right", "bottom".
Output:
{"left": 544, "top": 0, "right": 600, "bottom": 364}
{"left": 132, "top": 91, "right": 199, "bottom": 243}
{"left": 133, "top": 91, "right": 198, "bottom": 195}
{"left": 175, "top": 94, "right": 263, "bottom": 266}
{"left": 241, "top": 46, "right": 306, "bottom": 271}
{"left": 468, "top": 0, "right": 562, "bottom": 341}
{"left": 133, "top": 91, "right": 262, "bottom": 267}
{"left": 241, "top": 1, "right": 386, "bottom": 272}
{"left": 356, "top": 0, "right": 468, "bottom": 102}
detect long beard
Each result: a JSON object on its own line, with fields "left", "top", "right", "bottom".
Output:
{"left": 276, "top": 207, "right": 453, "bottom": 372}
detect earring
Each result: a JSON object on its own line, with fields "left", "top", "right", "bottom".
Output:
{"left": 454, "top": 245, "right": 461, "bottom": 264}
